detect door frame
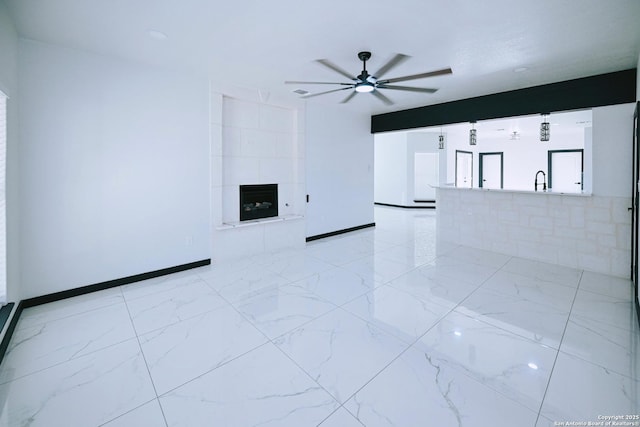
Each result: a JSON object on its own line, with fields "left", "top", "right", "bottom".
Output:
{"left": 455, "top": 150, "right": 473, "bottom": 188}
{"left": 479, "top": 152, "right": 504, "bottom": 189}
{"left": 547, "top": 149, "right": 584, "bottom": 192}
{"left": 632, "top": 101, "right": 640, "bottom": 328}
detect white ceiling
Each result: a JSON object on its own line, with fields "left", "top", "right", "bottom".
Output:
{"left": 4, "top": 0, "right": 640, "bottom": 115}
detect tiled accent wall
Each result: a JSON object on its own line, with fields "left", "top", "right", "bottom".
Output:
{"left": 210, "top": 92, "right": 305, "bottom": 261}
{"left": 436, "top": 188, "right": 632, "bottom": 277}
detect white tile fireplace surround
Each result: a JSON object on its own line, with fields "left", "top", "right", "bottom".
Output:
{"left": 0, "top": 207, "right": 637, "bottom": 426}
{"left": 210, "top": 92, "right": 306, "bottom": 261}
{"left": 436, "top": 187, "right": 631, "bottom": 277}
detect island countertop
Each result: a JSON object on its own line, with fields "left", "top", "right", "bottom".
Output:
{"left": 435, "top": 185, "right": 591, "bottom": 197}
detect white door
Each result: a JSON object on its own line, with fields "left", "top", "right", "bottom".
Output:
{"left": 414, "top": 153, "right": 438, "bottom": 201}
{"left": 480, "top": 153, "right": 503, "bottom": 189}
{"left": 550, "top": 150, "right": 583, "bottom": 193}
{"left": 456, "top": 151, "right": 473, "bottom": 188}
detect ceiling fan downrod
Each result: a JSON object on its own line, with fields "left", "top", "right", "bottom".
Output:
{"left": 357, "top": 51, "right": 371, "bottom": 80}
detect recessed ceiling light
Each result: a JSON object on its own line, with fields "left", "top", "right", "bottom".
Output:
{"left": 147, "top": 29, "right": 168, "bottom": 41}
{"left": 514, "top": 67, "right": 528, "bottom": 73}
{"left": 528, "top": 362, "right": 539, "bottom": 370}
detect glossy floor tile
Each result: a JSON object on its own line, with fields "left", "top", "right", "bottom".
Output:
{"left": 273, "top": 308, "right": 409, "bottom": 404}
{"left": 234, "top": 282, "right": 339, "bottom": 339}
{"left": 102, "top": 399, "right": 167, "bottom": 427}
{"left": 160, "top": 343, "right": 339, "bottom": 426}
{"left": 341, "top": 284, "right": 451, "bottom": 344}
{"left": 539, "top": 352, "right": 639, "bottom": 422}
{"left": 344, "top": 344, "right": 539, "bottom": 427}
{"left": 139, "top": 304, "right": 268, "bottom": 395}
{"left": 17, "top": 287, "right": 125, "bottom": 330}
{"left": 0, "top": 302, "right": 136, "bottom": 384}
{"left": 455, "top": 286, "right": 571, "bottom": 348}
{"left": 415, "top": 311, "right": 557, "bottom": 412}
{"left": 0, "top": 339, "right": 155, "bottom": 427}
{"left": 0, "top": 206, "right": 638, "bottom": 426}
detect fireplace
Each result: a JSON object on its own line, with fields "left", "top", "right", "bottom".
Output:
{"left": 239, "top": 184, "right": 278, "bottom": 221}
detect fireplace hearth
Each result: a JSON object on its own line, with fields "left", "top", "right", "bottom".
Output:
{"left": 239, "top": 184, "right": 278, "bottom": 221}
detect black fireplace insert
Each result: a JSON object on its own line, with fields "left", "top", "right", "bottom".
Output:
{"left": 239, "top": 184, "right": 278, "bottom": 221}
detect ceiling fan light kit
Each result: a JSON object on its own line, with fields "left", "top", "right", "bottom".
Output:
{"left": 355, "top": 82, "right": 375, "bottom": 93}
{"left": 285, "top": 51, "right": 452, "bottom": 105}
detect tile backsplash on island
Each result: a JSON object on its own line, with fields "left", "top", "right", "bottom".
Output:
{"left": 436, "top": 188, "right": 631, "bottom": 278}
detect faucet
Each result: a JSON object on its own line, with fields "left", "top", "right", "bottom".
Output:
{"left": 535, "top": 170, "right": 547, "bottom": 192}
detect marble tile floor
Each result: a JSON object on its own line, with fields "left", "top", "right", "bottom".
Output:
{"left": 0, "top": 206, "right": 638, "bottom": 426}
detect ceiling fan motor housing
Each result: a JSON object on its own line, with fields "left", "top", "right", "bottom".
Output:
{"left": 357, "top": 51, "right": 372, "bottom": 62}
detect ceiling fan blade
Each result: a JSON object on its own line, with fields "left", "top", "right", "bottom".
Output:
{"left": 372, "top": 90, "right": 394, "bottom": 105}
{"left": 373, "top": 53, "right": 409, "bottom": 79}
{"left": 316, "top": 59, "right": 357, "bottom": 81}
{"left": 379, "top": 67, "right": 453, "bottom": 84}
{"left": 285, "top": 81, "right": 353, "bottom": 85}
{"left": 377, "top": 85, "right": 438, "bottom": 93}
{"left": 301, "top": 86, "right": 354, "bottom": 99}
{"left": 340, "top": 91, "right": 358, "bottom": 104}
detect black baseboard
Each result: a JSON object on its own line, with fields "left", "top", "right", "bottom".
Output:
{"left": 375, "top": 202, "right": 436, "bottom": 209}
{"left": 0, "top": 303, "right": 14, "bottom": 335}
{"left": 306, "top": 223, "right": 375, "bottom": 242}
{"left": 0, "top": 259, "right": 211, "bottom": 366}
{"left": 0, "top": 301, "right": 22, "bottom": 364}
{"left": 22, "top": 259, "right": 211, "bottom": 308}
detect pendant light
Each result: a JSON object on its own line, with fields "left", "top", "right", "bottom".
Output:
{"left": 540, "top": 113, "right": 550, "bottom": 142}
{"left": 469, "top": 121, "right": 477, "bottom": 146}
{"left": 438, "top": 127, "right": 445, "bottom": 149}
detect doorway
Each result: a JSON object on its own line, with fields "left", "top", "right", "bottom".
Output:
{"left": 548, "top": 149, "right": 583, "bottom": 193}
{"left": 479, "top": 152, "right": 503, "bottom": 189}
{"left": 455, "top": 150, "right": 473, "bottom": 188}
{"left": 414, "top": 153, "right": 438, "bottom": 202}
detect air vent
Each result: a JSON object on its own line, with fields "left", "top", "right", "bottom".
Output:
{"left": 293, "top": 89, "right": 309, "bottom": 95}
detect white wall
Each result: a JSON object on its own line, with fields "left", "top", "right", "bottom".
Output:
{"left": 374, "top": 131, "right": 407, "bottom": 206}
{"left": 0, "top": 2, "right": 20, "bottom": 302}
{"left": 305, "top": 103, "right": 374, "bottom": 237}
{"left": 19, "top": 40, "right": 210, "bottom": 299}
{"left": 592, "top": 103, "right": 636, "bottom": 197}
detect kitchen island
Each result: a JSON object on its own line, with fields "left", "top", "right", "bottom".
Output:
{"left": 436, "top": 186, "right": 631, "bottom": 278}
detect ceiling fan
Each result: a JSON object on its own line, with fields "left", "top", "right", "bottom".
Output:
{"left": 285, "top": 51, "right": 452, "bottom": 105}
